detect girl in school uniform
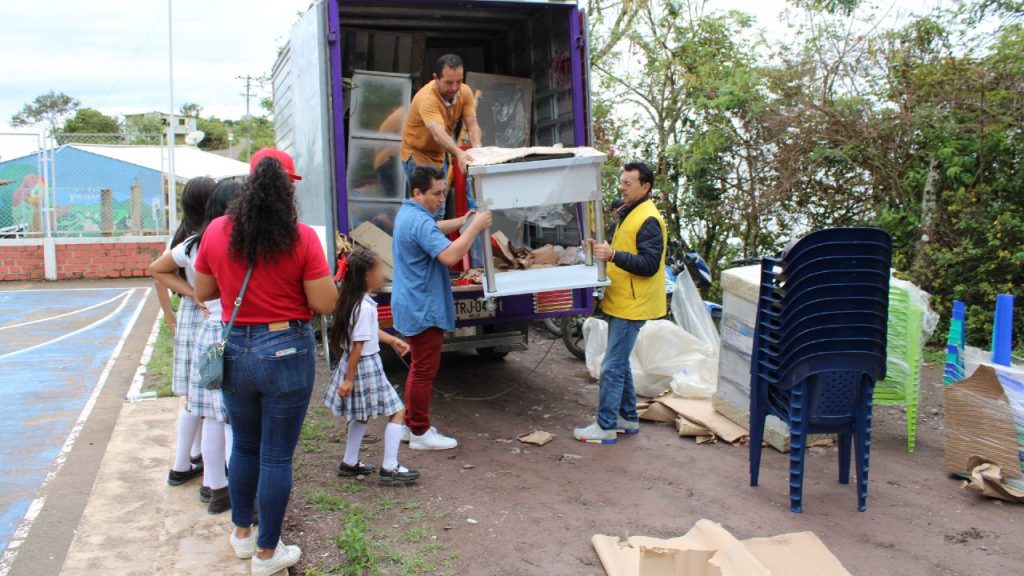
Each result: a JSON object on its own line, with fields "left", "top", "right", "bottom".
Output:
{"left": 151, "top": 179, "right": 241, "bottom": 512}
{"left": 152, "top": 176, "right": 216, "bottom": 489}
{"left": 325, "top": 249, "right": 419, "bottom": 484}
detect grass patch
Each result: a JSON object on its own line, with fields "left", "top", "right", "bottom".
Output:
{"left": 339, "top": 479, "right": 366, "bottom": 496}
{"left": 400, "top": 526, "right": 429, "bottom": 544}
{"left": 332, "top": 505, "right": 377, "bottom": 576}
{"left": 300, "top": 407, "right": 334, "bottom": 454}
{"left": 308, "top": 488, "right": 348, "bottom": 513}
{"left": 142, "top": 300, "right": 178, "bottom": 398}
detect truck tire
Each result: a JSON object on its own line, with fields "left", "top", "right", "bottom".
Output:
{"left": 476, "top": 347, "right": 511, "bottom": 360}
{"left": 560, "top": 315, "right": 586, "bottom": 361}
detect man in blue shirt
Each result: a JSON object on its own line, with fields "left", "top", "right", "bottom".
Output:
{"left": 392, "top": 165, "right": 492, "bottom": 450}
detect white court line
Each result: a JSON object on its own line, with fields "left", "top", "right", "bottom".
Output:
{"left": 0, "top": 286, "right": 137, "bottom": 293}
{"left": 0, "top": 287, "right": 151, "bottom": 576}
{"left": 0, "top": 291, "right": 130, "bottom": 332}
{"left": 0, "top": 291, "right": 133, "bottom": 361}
{"left": 125, "top": 309, "right": 164, "bottom": 401}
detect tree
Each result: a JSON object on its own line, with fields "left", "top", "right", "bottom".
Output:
{"left": 62, "top": 108, "right": 121, "bottom": 134}
{"left": 11, "top": 91, "right": 80, "bottom": 135}
{"left": 123, "top": 112, "right": 167, "bottom": 145}
{"left": 179, "top": 102, "right": 203, "bottom": 118}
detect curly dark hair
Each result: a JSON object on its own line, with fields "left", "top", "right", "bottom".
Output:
{"left": 227, "top": 157, "right": 299, "bottom": 263}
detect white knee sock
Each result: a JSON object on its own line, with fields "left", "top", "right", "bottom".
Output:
{"left": 383, "top": 422, "right": 403, "bottom": 472}
{"left": 201, "top": 419, "right": 228, "bottom": 490}
{"left": 173, "top": 409, "right": 202, "bottom": 472}
{"left": 224, "top": 424, "right": 234, "bottom": 469}
{"left": 343, "top": 421, "right": 367, "bottom": 466}
{"left": 190, "top": 420, "right": 203, "bottom": 459}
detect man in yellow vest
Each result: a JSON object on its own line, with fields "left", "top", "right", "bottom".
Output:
{"left": 574, "top": 162, "right": 667, "bottom": 444}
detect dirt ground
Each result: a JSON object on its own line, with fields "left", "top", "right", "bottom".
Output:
{"left": 286, "top": 326, "right": 1023, "bottom": 576}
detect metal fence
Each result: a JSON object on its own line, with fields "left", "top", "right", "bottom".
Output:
{"left": 0, "top": 133, "right": 170, "bottom": 238}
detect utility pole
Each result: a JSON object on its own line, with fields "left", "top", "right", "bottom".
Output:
{"left": 167, "top": 0, "right": 177, "bottom": 233}
{"left": 239, "top": 74, "right": 253, "bottom": 159}
{"left": 237, "top": 74, "right": 268, "bottom": 160}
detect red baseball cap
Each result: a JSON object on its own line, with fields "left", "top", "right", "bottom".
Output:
{"left": 250, "top": 147, "right": 302, "bottom": 181}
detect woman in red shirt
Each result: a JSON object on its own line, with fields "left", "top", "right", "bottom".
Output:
{"left": 194, "top": 149, "right": 336, "bottom": 576}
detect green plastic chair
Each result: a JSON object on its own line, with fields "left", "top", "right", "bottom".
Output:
{"left": 873, "top": 284, "right": 925, "bottom": 452}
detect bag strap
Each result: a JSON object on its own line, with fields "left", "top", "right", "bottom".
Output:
{"left": 224, "top": 263, "right": 254, "bottom": 335}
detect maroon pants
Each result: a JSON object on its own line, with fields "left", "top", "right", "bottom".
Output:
{"left": 404, "top": 327, "right": 444, "bottom": 435}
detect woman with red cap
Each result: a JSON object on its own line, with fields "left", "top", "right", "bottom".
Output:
{"left": 194, "top": 148, "right": 337, "bottom": 575}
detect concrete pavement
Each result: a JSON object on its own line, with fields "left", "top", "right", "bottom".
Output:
{"left": 59, "top": 397, "right": 248, "bottom": 575}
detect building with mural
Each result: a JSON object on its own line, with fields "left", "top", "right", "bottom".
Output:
{"left": 0, "top": 144, "right": 248, "bottom": 237}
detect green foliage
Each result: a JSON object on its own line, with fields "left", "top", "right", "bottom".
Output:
{"left": 62, "top": 108, "right": 121, "bottom": 134}
{"left": 590, "top": 0, "right": 1024, "bottom": 346}
{"left": 12, "top": 91, "right": 80, "bottom": 134}
{"left": 124, "top": 112, "right": 167, "bottom": 139}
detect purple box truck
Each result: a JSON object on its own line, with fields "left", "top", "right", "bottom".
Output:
{"left": 273, "top": 0, "right": 605, "bottom": 359}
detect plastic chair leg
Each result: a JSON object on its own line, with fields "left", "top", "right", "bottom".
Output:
{"left": 854, "top": 391, "right": 874, "bottom": 512}
{"left": 788, "top": 386, "right": 807, "bottom": 513}
{"left": 749, "top": 387, "right": 766, "bottom": 487}
{"left": 906, "top": 403, "right": 917, "bottom": 453}
{"left": 837, "top": 432, "right": 851, "bottom": 484}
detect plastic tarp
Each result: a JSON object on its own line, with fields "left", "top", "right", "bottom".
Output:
{"left": 583, "top": 318, "right": 718, "bottom": 398}
{"left": 671, "top": 272, "right": 720, "bottom": 349}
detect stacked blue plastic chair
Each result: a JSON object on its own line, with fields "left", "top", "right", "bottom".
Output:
{"left": 749, "top": 227, "right": 892, "bottom": 513}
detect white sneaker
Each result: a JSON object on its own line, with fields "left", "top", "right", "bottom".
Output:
{"left": 401, "top": 425, "right": 436, "bottom": 443}
{"left": 229, "top": 527, "right": 256, "bottom": 559}
{"left": 251, "top": 542, "right": 301, "bottom": 576}
{"left": 573, "top": 422, "right": 617, "bottom": 444}
{"left": 409, "top": 428, "right": 458, "bottom": 450}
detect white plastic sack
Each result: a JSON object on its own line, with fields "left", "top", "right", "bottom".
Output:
{"left": 633, "top": 320, "right": 717, "bottom": 397}
{"left": 583, "top": 317, "right": 609, "bottom": 380}
{"left": 671, "top": 272, "right": 720, "bottom": 349}
{"left": 583, "top": 317, "right": 718, "bottom": 398}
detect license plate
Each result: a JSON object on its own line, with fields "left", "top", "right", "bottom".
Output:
{"left": 455, "top": 299, "right": 495, "bottom": 320}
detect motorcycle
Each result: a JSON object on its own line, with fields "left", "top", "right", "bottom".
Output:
{"left": 559, "top": 240, "right": 721, "bottom": 360}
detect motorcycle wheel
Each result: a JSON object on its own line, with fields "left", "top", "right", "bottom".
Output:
{"left": 560, "top": 314, "right": 587, "bottom": 361}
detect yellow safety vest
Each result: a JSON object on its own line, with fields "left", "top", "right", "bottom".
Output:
{"left": 602, "top": 199, "right": 668, "bottom": 320}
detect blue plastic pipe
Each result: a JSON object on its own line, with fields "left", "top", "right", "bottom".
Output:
{"left": 992, "top": 294, "right": 1014, "bottom": 366}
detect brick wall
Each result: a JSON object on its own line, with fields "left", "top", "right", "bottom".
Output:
{"left": 0, "top": 244, "right": 45, "bottom": 281}
{"left": 0, "top": 238, "right": 167, "bottom": 282}
{"left": 55, "top": 241, "right": 165, "bottom": 280}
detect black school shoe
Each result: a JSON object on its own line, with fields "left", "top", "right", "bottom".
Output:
{"left": 207, "top": 487, "right": 231, "bottom": 515}
{"left": 190, "top": 454, "right": 202, "bottom": 467}
{"left": 199, "top": 485, "right": 211, "bottom": 502}
{"left": 338, "top": 461, "right": 376, "bottom": 477}
{"left": 167, "top": 463, "right": 203, "bottom": 486}
{"left": 379, "top": 465, "right": 420, "bottom": 485}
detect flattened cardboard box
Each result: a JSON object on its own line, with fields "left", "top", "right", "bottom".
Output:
{"left": 943, "top": 365, "right": 1022, "bottom": 479}
{"left": 592, "top": 519, "right": 850, "bottom": 576}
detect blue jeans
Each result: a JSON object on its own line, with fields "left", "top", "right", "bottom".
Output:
{"left": 223, "top": 321, "right": 315, "bottom": 548}
{"left": 597, "top": 316, "right": 644, "bottom": 430}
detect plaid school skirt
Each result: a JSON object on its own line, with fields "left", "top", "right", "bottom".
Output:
{"left": 324, "top": 353, "right": 404, "bottom": 422}
{"left": 172, "top": 297, "right": 205, "bottom": 397}
{"left": 188, "top": 317, "right": 228, "bottom": 421}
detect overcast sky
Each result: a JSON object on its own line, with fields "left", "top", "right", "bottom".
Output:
{"left": 1, "top": 0, "right": 944, "bottom": 131}
{"left": 0, "top": 0, "right": 311, "bottom": 128}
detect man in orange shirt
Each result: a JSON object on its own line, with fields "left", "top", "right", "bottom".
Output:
{"left": 401, "top": 53, "right": 483, "bottom": 215}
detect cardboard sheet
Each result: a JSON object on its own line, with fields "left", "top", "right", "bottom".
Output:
{"left": 642, "top": 394, "right": 749, "bottom": 444}
{"left": 961, "top": 460, "right": 1024, "bottom": 503}
{"left": 593, "top": 519, "right": 850, "bottom": 576}
{"left": 944, "top": 366, "right": 1022, "bottom": 479}
{"left": 350, "top": 221, "right": 395, "bottom": 280}
{"left": 516, "top": 430, "right": 554, "bottom": 446}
